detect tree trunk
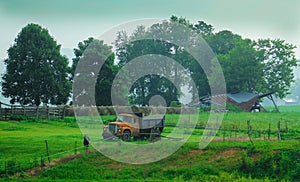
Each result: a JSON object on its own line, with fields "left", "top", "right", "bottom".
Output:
{"left": 269, "top": 95, "right": 279, "bottom": 112}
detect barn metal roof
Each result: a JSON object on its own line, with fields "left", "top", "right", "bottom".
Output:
{"left": 226, "top": 92, "right": 258, "bottom": 103}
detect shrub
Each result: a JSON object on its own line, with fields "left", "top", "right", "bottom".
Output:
{"left": 226, "top": 103, "right": 241, "bottom": 113}
{"left": 170, "top": 101, "right": 182, "bottom": 107}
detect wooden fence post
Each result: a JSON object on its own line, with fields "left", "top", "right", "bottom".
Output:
{"left": 45, "top": 140, "right": 51, "bottom": 163}
{"left": 11, "top": 105, "right": 14, "bottom": 116}
{"left": 34, "top": 156, "right": 38, "bottom": 167}
{"left": 277, "top": 121, "right": 281, "bottom": 141}
{"left": 36, "top": 107, "right": 39, "bottom": 120}
{"left": 62, "top": 106, "right": 66, "bottom": 119}
{"left": 17, "top": 162, "right": 20, "bottom": 174}
{"left": 247, "top": 120, "right": 253, "bottom": 145}
{"left": 4, "top": 161, "right": 7, "bottom": 176}
{"left": 40, "top": 156, "right": 44, "bottom": 170}
{"left": 47, "top": 106, "right": 50, "bottom": 121}
{"left": 223, "top": 127, "right": 226, "bottom": 142}
{"left": 23, "top": 105, "right": 26, "bottom": 118}
{"left": 268, "top": 123, "right": 271, "bottom": 140}
{"left": 234, "top": 125, "right": 238, "bottom": 141}
{"left": 74, "top": 141, "right": 77, "bottom": 155}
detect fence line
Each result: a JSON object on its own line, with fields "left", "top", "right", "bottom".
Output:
{"left": 0, "top": 135, "right": 120, "bottom": 178}
{"left": 0, "top": 142, "right": 87, "bottom": 178}
{"left": 0, "top": 105, "right": 292, "bottom": 178}
{"left": 0, "top": 102, "right": 66, "bottom": 121}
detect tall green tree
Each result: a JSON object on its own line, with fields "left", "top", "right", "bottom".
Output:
{"left": 70, "top": 37, "right": 94, "bottom": 80}
{"left": 114, "top": 16, "right": 298, "bottom": 105}
{"left": 71, "top": 37, "right": 118, "bottom": 106}
{"left": 193, "top": 20, "right": 214, "bottom": 38}
{"left": 255, "top": 39, "right": 298, "bottom": 98}
{"left": 170, "top": 16, "right": 218, "bottom": 99}
{"left": 207, "top": 30, "right": 242, "bottom": 55}
{"left": 1, "top": 23, "right": 71, "bottom": 106}
{"left": 218, "top": 39, "right": 264, "bottom": 93}
{"left": 115, "top": 23, "right": 192, "bottom": 106}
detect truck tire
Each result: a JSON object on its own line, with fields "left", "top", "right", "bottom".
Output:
{"left": 122, "top": 130, "right": 131, "bottom": 141}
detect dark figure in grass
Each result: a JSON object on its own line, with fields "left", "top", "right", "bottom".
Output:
{"left": 83, "top": 134, "right": 90, "bottom": 153}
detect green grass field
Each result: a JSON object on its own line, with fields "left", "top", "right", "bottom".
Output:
{"left": 0, "top": 120, "right": 82, "bottom": 172}
{"left": 0, "top": 106, "right": 300, "bottom": 181}
{"left": 265, "top": 104, "right": 300, "bottom": 113}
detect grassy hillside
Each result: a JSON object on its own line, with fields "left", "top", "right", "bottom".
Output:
{"left": 36, "top": 141, "right": 300, "bottom": 181}
{"left": 0, "top": 108, "right": 299, "bottom": 181}
{"left": 265, "top": 104, "right": 300, "bottom": 113}
{"left": 0, "top": 119, "right": 82, "bottom": 172}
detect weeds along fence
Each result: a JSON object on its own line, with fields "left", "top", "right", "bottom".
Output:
{"left": 0, "top": 102, "right": 67, "bottom": 121}
{"left": 164, "top": 117, "right": 292, "bottom": 143}
{"left": 0, "top": 140, "right": 87, "bottom": 178}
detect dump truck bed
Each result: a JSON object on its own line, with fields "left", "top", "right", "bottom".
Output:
{"left": 140, "top": 115, "right": 164, "bottom": 129}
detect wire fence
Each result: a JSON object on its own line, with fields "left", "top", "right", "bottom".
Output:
{"left": 0, "top": 114, "right": 295, "bottom": 178}
{"left": 166, "top": 119, "right": 292, "bottom": 142}
{"left": 0, "top": 141, "right": 87, "bottom": 178}
{"left": 0, "top": 134, "right": 120, "bottom": 178}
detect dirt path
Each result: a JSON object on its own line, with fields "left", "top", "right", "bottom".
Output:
{"left": 26, "top": 153, "right": 83, "bottom": 177}
{"left": 11, "top": 153, "right": 87, "bottom": 178}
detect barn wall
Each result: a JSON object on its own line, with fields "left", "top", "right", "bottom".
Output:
{"left": 227, "top": 96, "right": 258, "bottom": 111}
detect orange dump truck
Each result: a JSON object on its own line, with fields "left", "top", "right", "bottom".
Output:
{"left": 102, "top": 113, "right": 165, "bottom": 141}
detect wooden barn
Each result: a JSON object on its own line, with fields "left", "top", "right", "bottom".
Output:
{"left": 199, "top": 92, "right": 276, "bottom": 112}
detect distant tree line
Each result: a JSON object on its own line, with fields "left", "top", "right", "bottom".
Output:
{"left": 1, "top": 16, "right": 298, "bottom": 107}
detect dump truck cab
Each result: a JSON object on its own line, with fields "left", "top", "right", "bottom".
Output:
{"left": 103, "top": 113, "right": 164, "bottom": 141}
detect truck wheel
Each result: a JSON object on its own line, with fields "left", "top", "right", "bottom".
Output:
{"left": 122, "top": 130, "right": 131, "bottom": 141}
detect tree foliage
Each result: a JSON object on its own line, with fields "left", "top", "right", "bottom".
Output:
{"left": 71, "top": 37, "right": 118, "bottom": 106}
{"left": 255, "top": 39, "right": 298, "bottom": 98}
{"left": 115, "top": 22, "right": 193, "bottom": 106}
{"left": 1, "top": 23, "right": 71, "bottom": 106}
{"left": 207, "top": 30, "right": 242, "bottom": 55}
{"left": 3, "top": 18, "right": 296, "bottom": 108}
{"left": 218, "top": 39, "right": 264, "bottom": 93}
{"left": 114, "top": 16, "right": 298, "bottom": 105}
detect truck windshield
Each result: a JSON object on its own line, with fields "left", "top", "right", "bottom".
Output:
{"left": 117, "top": 116, "right": 135, "bottom": 123}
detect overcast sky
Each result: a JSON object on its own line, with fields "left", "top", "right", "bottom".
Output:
{"left": 0, "top": 0, "right": 299, "bottom": 102}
